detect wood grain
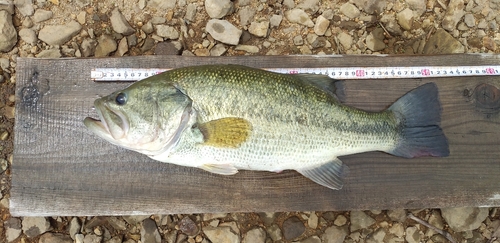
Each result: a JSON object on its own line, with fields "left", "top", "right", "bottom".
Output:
{"left": 11, "top": 55, "right": 500, "bottom": 216}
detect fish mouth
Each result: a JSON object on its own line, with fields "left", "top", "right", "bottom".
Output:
{"left": 83, "top": 101, "right": 129, "bottom": 142}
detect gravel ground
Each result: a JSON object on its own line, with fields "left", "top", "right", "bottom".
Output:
{"left": 1, "top": 0, "right": 500, "bottom": 242}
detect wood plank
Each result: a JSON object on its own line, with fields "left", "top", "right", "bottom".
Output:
{"left": 11, "top": 54, "right": 500, "bottom": 216}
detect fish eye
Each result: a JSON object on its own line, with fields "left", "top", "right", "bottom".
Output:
{"left": 115, "top": 93, "right": 127, "bottom": 105}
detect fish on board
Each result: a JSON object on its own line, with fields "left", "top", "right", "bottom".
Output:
{"left": 83, "top": 64, "right": 449, "bottom": 190}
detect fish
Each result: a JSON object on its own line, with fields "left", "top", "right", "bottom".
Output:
{"left": 83, "top": 64, "right": 449, "bottom": 190}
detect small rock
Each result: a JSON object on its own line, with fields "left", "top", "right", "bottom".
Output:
{"left": 68, "top": 217, "right": 81, "bottom": 240}
{"left": 257, "top": 212, "right": 279, "bottom": 226}
{"left": 36, "top": 48, "right": 61, "bottom": 58}
{"left": 141, "top": 22, "right": 154, "bottom": 34}
{"left": 297, "top": 0, "right": 320, "bottom": 13}
{"left": 308, "top": 213, "right": 318, "bottom": 229}
{"left": 22, "top": 17, "right": 33, "bottom": 27}
{"left": 270, "top": 14, "right": 282, "bottom": 28}
{"left": 0, "top": 158, "right": 8, "bottom": 172}
{"left": 123, "top": 215, "right": 150, "bottom": 225}
{"left": 365, "top": 28, "right": 385, "bottom": 51}
{"left": 210, "top": 43, "right": 226, "bottom": 56}
{"left": 155, "top": 25, "right": 179, "bottom": 40}
{"left": 83, "top": 234, "right": 102, "bottom": 243}
{"left": 203, "top": 213, "right": 228, "bottom": 221}
{"left": 282, "top": 216, "right": 305, "bottom": 241}
{"left": 39, "top": 233, "right": 72, "bottom": 243}
{"left": 206, "top": 19, "right": 242, "bottom": 45}
{"left": 464, "top": 13, "right": 475, "bottom": 27}
{"left": 22, "top": 217, "right": 51, "bottom": 238}
{"left": 293, "top": 35, "right": 304, "bottom": 45}
{"left": 235, "top": 44, "right": 259, "bottom": 53}
{"left": 185, "top": 3, "right": 197, "bottom": 21}
{"left": 314, "top": 15, "right": 329, "bottom": 36}
{"left": 248, "top": 21, "right": 269, "bottom": 37}
{"left": 115, "top": 37, "right": 128, "bottom": 56}
{"left": 423, "top": 28, "right": 465, "bottom": 54}
{"left": 387, "top": 209, "right": 406, "bottom": 222}
{"left": 397, "top": 8, "right": 413, "bottom": 30}
{"left": 0, "top": 0, "right": 14, "bottom": 14}
{"left": 483, "top": 37, "right": 497, "bottom": 51}
{"left": 339, "top": 3, "right": 360, "bottom": 19}
{"left": 5, "top": 218, "right": 22, "bottom": 242}
{"left": 141, "top": 218, "right": 161, "bottom": 243}
{"left": 205, "top": 0, "right": 233, "bottom": 19}
{"left": 406, "top": 0, "right": 426, "bottom": 16}
{"left": 239, "top": 7, "right": 255, "bottom": 26}
{"left": 147, "top": 0, "right": 176, "bottom": 10}
{"left": 242, "top": 227, "right": 266, "bottom": 243}
{"left": 389, "top": 223, "right": 404, "bottom": 237}
{"left": 77, "top": 11, "right": 86, "bottom": 25}
{"left": 337, "top": 32, "right": 353, "bottom": 50}
{"left": 81, "top": 38, "right": 97, "bottom": 57}
{"left": 405, "top": 226, "right": 423, "bottom": 243}
{"left": 441, "top": 207, "right": 489, "bottom": 232}
{"left": 204, "top": 226, "right": 240, "bottom": 243}
{"left": 107, "top": 217, "right": 127, "bottom": 231}
{"left": 19, "top": 28, "right": 37, "bottom": 45}
{"left": 285, "top": 8, "right": 314, "bottom": 27}
{"left": 442, "top": 0, "right": 465, "bottom": 31}
{"left": 75, "top": 234, "right": 84, "bottom": 243}
{"left": 0, "top": 10, "right": 17, "bottom": 52}
{"left": 380, "top": 14, "right": 402, "bottom": 35}
{"left": 334, "top": 215, "right": 347, "bottom": 226}
{"left": 141, "top": 38, "right": 155, "bottom": 52}
{"left": 178, "top": 216, "right": 198, "bottom": 236}
{"left": 300, "top": 236, "right": 321, "bottom": 243}
{"left": 95, "top": 35, "right": 117, "bottom": 57}
{"left": 150, "top": 16, "right": 166, "bottom": 25}
{"left": 106, "top": 236, "right": 122, "bottom": 243}
{"left": 350, "top": 211, "right": 376, "bottom": 232}
{"left": 322, "top": 226, "right": 348, "bottom": 243}
{"left": 33, "top": 9, "right": 53, "bottom": 23}
{"left": 366, "top": 228, "right": 386, "bottom": 243}
{"left": 13, "top": 0, "right": 34, "bottom": 16}
{"left": 267, "top": 224, "right": 282, "bottom": 241}
{"left": 38, "top": 20, "right": 82, "bottom": 46}
{"left": 155, "top": 41, "right": 182, "bottom": 55}
{"left": 351, "top": 0, "right": 385, "bottom": 14}
{"left": 110, "top": 8, "right": 135, "bottom": 35}
{"left": 4, "top": 106, "right": 14, "bottom": 119}
{"left": 477, "top": 19, "right": 488, "bottom": 29}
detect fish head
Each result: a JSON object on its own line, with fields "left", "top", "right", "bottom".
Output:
{"left": 84, "top": 81, "right": 192, "bottom": 155}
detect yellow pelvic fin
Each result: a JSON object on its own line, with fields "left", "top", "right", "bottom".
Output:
{"left": 198, "top": 117, "right": 252, "bottom": 148}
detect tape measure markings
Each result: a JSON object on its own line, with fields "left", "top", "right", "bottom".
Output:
{"left": 91, "top": 66, "right": 500, "bottom": 82}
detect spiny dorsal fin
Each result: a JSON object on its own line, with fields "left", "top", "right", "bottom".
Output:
{"left": 198, "top": 117, "right": 252, "bottom": 148}
{"left": 293, "top": 74, "right": 345, "bottom": 102}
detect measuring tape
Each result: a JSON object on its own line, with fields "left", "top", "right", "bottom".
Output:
{"left": 91, "top": 66, "right": 500, "bottom": 82}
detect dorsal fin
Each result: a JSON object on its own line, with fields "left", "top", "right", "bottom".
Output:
{"left": 293, "top": 74, "right": 346, "bottom": 102}
{"left": 197, "top": 117, "right": 252, "bottom": 148}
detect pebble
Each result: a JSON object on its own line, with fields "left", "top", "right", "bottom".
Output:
{"left": 239, "top": 7, "right": 255, "bottom": 26}
{"left": 95, "top": 34, "right": 117, "bottom": 57}
{"left": 387, "top": 209, "right": 406, "bottom": 222}
{"left": 110, "top": 8, "right": 135, "bottom": 35}
{"left": 209, "top": 43, "right": 226, "bottom": 56}
{"left": 178, "top": 216, "right": 198, "bottom": 236}
{"left": 366, "top": 228, "right": 386, "bottom": 243}
{"left": 334, "top": 215, "right": 347, "bottom": 226}
{"left": 351, "top": 0, "right": 385, "bottom": 14}
{"left": 441, "top": 207, "right": 489, "bottom": 232}
{"left": 405, "top": 226, "right": 423, "bottom": 243}
{"left": 18, "top": 28, "right": 37, "bottom": 45}
{"left": 282, "top": 216, "right": 305, "bottom": 241}
{"left": 13, "top": 0, "right": 34, "bottom": 16}
{"left": 397, "top": 8, "right": 414, "bottom": 30}
{"left": 337, "top": 32, "right": 353, "bottom": 50}
{"left": 185, "top": 3, "right": 197, "bottom": 22}
{"left": 339, "top": 3, "right": 360, "bottom": 19}
{"left": 205, "top": 0, "right": 233, "bottom": 19}
{"left": 0, "top": 158, "right": 8, "bottom": 172}
{"left": 81, "top": 38, "right": 97, "bottom": 57}
{"left": 155, "top": 41, "right": 182, "bottom": 55}
{"left": 141, "top": 38, "right": 155, "bottom": 52}
{"left": 483, "top": 36, "right": 496, "bottom": 51}
{"left": 83, "top": 234, "right": 102, "bottom": 243}
{"left": 5, "top": 218, "right": 22, "bottom": 242}
{"left": 423, "top": 28, "right": 465, "bottom": 53}
{"left": 308, "top": 213, "right": 318, "bottom": 229}
{"left": 269, "top": 14, "right": 282, "bottom": 28}
{"left": 235, "top": 44, "right": 259, "bottom": 53}
{"left": 123, "top": 215, "right": 150, "bottom": 225}
{"left": 389, "top": 222, "right": 404, "bottom": 237}
{"left": 155, "top": 25, "right": 179, "bottom": 40}
{"left": 314, "top": 15, "right": 330, "bottom": 36}
{"left": 141, "top": 218, "right": 161, "bottom": 243}
{"left": 69, "top": 217, "right": 81, "bottom": 240}
{"left": 242, "top": 227, "right": 266, "bottom": 243}
{"left": 148, "top": 0, "right": 176, "bottom": 10}
{"left": 115, "top": 37, "right": 128, "bottom": 56}
{"left": 0, "top": 10, "right": 17, "bottom": 52}
{"left": 380, "top": 14, "right": 403, "bottom": 35}
{"left": 464, "top": 13, "right": 475, "bottom": 27}
{"left": 38, "top": 20, "right": 82, "bottom": 46}
{"left": 39, "top": 233, "right": 72, "bottom": 243}
{"left": 77, "top": 11, "right": 86, "bottom": 24}
{"left": 219, "top": 221, "right": 240, "bottom": 235}
{"left": 300, "top": 235, "right": 321, "bottom": 243}
{"left": 248, "top": 21, "right": 269, "bottom": 37}
{"left": 33, "top": 9, "right": 53, "bottom": 23}
{"left": 365, "top": 28, "right": 386, "bottom": 51}
{"left": 107, "top": 217, "right": 127, "bottom": 231}
{"left": 350, "top": 211, "right": 376, "bottom": 232}
{"left": 0, "top": 0, "right": 14, "bottom": 14}
{"left": 322, "top": 226, "right": 348, "bottom": 243}
{"left": 4, "top": 106, "right": 15, "bottom": 119}
{"left": 22, "top": 217, "right": 51, "bottom": 238}
{"left": 442, "top": 0, "right": 465, "bottom": 31}
{"left": 204, "top": 226, "right": 240, "bottom": 243}
{"left": 36, "top": 48, "right": 62, "bottom": 58}
{"left": 297, "top": 0, "right": 320, "bottom": 13}
{"left": 206, "top": 19, "right": 242, "bottom": 45}
{"left": 142, "top": 22, "right": 154, "bottom": 34}
{"left": 293, "top": 35, "right": 303, "bottom": 45}
{"left": 285, "top": 8, "right": 314, "bottom": 27}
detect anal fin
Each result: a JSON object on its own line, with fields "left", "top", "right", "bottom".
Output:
{"left": 199, "top": 163, "right": 239, "bottom": 175}
{"left": 296, "top": 158, "right": 349, "bottom": 190}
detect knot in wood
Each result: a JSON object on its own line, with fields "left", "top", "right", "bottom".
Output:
{"left": 473, "top": 83, "right": 500, "bottom": 114}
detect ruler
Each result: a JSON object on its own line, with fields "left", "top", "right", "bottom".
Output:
{"left": 91, "top": 66, "right": 500, "bottom": 82}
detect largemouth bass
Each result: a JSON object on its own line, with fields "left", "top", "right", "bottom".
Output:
{"left": 84, "top": 64, "right": 449, "bottom": 190}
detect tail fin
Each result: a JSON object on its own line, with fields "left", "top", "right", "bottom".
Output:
{"left": 388, "top": 83, "right": 449, "bottom": 158}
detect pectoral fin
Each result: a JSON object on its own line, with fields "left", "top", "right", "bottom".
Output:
{"left": 296, "top": 158, "right": 349, "bottom": 190}
{"left": 197, "top": 117, "right": 252, "bottom": 148}
{"left": 200, "top": 163, "right": 238, "bottom": 175}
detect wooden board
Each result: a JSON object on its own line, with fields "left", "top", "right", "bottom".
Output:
{"left": 11, "top": 54, "right": 500, "bottom": 216}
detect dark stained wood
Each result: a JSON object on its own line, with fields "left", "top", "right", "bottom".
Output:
{"left": 11, "top": 54, "right": 500, "bottom": 216}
